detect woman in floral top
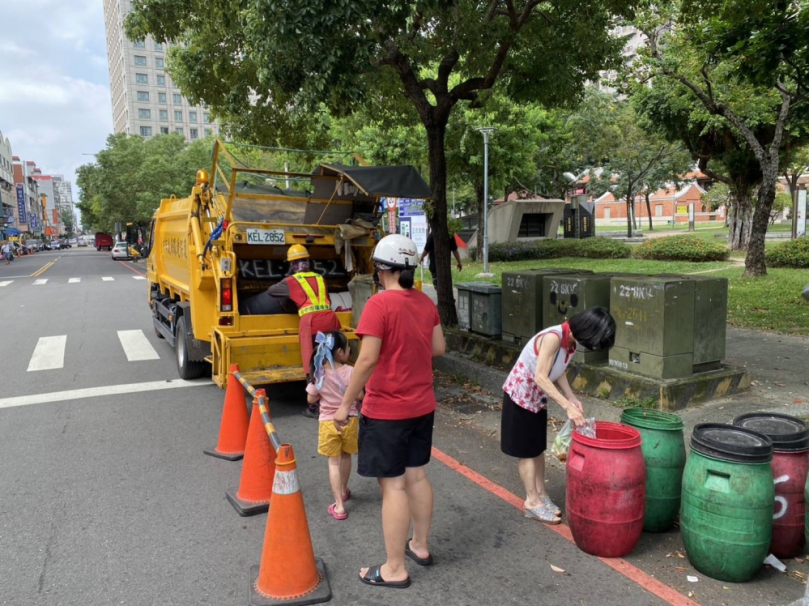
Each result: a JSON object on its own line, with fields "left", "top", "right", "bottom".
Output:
{"left": 501, "top": 307, "right": 615, "bottom": 524}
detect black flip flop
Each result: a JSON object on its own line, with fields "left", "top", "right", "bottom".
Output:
{"left": 359, "top": 565, "right": 411, "bottom": 588}
{"left": 405, "top": 540, "right": 434, "bottom": 566}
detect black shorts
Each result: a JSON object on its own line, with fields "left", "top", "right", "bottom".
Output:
{"left": 500, "top": 392, "right": 548, "bottom": 459}
{"left": 358, "top": 412, "right": 435, "bottom": 478}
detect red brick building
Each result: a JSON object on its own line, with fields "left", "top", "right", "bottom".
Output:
{"left": 593, "top": 183, "right": 725, "bottom": 227}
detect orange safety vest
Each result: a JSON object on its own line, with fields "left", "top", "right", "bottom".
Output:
{"left": 294, "top": 272, "right": 331, "bottom": 316}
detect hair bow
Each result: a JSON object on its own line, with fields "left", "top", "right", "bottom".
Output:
{"left": 313, "top": 331, "right": 335, "bottom": 389}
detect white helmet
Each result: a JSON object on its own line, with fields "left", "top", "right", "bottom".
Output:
{"left": 373, "top": 234, "right": 418, "bottom": 270}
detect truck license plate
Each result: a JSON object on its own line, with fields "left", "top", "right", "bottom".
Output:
{"left": 246, "top": 229, "right": 286, "bottom": 245}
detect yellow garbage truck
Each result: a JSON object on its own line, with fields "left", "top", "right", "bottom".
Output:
{"left": 146, "top": 140, "right": 431, "bottom": 387}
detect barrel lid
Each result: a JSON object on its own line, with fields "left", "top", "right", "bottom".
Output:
{"left": 732, "top": 413, "right": 809, "bottom": 452}
{"left": 690, "top": 423, "right": 773, "bottom": 463}
{"left": 621, "top": 408, "right": 684, "bottom": 431}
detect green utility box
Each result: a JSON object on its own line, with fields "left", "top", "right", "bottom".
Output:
{"left": 502, "top": 268, "right": 592, "bottom": 346}
{"left": 654, "top": 274, "right": 728, "bottom": 371}
{"left": 609, "top": 276, "right": 696, "bottom": 379}
{"left": 471, "top": 283, "right": 502, "bottom": 337}
{"left": 542, "top": 273, "right": 612, "bottom": 363}
{"left": 457, "top": 282, "right": 502, "bottom": 337}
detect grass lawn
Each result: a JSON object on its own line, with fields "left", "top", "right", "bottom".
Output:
{"left": 434, "top": 257, "right": 809, "bottom": 336}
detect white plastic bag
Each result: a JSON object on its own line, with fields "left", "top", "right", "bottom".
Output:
{"left": 552, "top": 418, "right": 597, "bottom": 462}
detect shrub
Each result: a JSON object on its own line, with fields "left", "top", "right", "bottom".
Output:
{"left": 767, "top": 238, "right": 809, "bottom": 268}
{"left": 468, "top": 237, "right": 631, "bottom": 262}
{"left": 632, "top": 235, "right": 729, "bottom": 262}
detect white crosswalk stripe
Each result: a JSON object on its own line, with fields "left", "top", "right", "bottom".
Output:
{"left": 132, "top": 276, "right": 146, "bottom": 280}
{"left": 117, "top": 330, "right": 160, "bottom": 361}
{"left": 68, "top": 278, "right": 81, "bottom": 284}
{"left": 0, "top": 281, "right": 12, "bottom": 287}
{"left": 27, "top": 336, "right": 67, "bottom": 371}
{"left": 102, "top": 277, "right": 114, "bottom": 281}
{"left": 33, "top": 279, "right": 48, "bottom": 285}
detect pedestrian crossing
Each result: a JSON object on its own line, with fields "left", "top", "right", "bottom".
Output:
{"left": 0, "top": 276, "right": 146, "bottom": 287}
{"left": 25, "top": 329, "right": 162, "bottom": 372}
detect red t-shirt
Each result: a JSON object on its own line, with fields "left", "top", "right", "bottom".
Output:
{"left": 356, "top": 289, "right": 441, "bottom": 421}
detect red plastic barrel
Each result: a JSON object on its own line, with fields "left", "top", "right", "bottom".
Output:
{"left": 566, "top": 421, "right": 646, "bottom": 558}
{"left": 734, "top": 413, "right": 809, "bottom": 559}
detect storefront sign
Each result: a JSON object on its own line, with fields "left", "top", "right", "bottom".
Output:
{"left": 16, "top": 184, "right": 26, "bottom": 223}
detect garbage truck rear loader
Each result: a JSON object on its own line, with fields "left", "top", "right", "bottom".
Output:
{"left": 146, "top": 140, "right": 432, "bottom": 387}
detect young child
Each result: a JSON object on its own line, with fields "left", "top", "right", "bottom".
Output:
{"left": 306, "top": 330, "right": 361, "bottom": 520}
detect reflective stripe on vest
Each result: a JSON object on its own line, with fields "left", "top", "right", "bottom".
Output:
{"left": 295, "top": 272, "right": 330, "bottom": 316}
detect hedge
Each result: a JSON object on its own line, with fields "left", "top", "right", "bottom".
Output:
{"left": 767, "top": 238, "right": 809, "bottom": 268}
{"left": 631, "top": 235, "right": 730, "bottom": 262}
{"left": 468, "top": 237, "right": 631, "bottom": 262}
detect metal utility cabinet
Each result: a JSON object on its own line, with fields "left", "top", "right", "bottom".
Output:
{"left": 457, "top": 282, "right": 502, "bottom": 337}
{"left": 501, "top": 268, "right": 592, "bottom": 346}
{"left": 609, "top": 276, "right": 696, "bottom": 379}
{"left": 542, "top": 273, "right": 611, "bottom": 363}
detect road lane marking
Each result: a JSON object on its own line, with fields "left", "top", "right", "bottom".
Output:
{"left": 0, "top": 281, "right": 12, "bottom": 287}
{"left": 132, "top": 276, "right": 146, "bottom": 280}
{"left": 30, "top": 261, "right": 55, "bottom": 277}
{"left": 431, "top": 447, "right": 700, "bottom": 606}
{"left": 32, "top": 279, "right": 48, "bottom": 285}
{"left": 68, "top": 278, "right": 81, "bottom": 283}
{"left": 0, "top": 378, "right": 211, "bottom": 409}
{"left": 102, "top": 277, "right": 114, "bottom": 281}
{"left": 27, "top": 335, "right": 67, "bottom": 372}
{"left": 117, "top": 330, "right": 160, "bottom": 361}
{"left": 117, "top": 261, "right": 146, "bottom": 277}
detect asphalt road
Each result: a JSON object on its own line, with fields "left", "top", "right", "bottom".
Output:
{"left": 0, "top": 248, "right": 789, "bottom": 606}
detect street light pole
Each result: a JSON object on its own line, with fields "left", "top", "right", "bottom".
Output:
{"left": 476, "top": 127, "right": 496, "bottom": 276}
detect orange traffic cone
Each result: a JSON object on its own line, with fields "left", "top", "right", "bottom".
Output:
{"left": 204, "top": 364, "right": 250, "bottom": 461}
{"left": 249, "top": 444, "right": 331, "bottom": 606}
{"left": 226, "top": 389, "right": 276, "bottom": 516}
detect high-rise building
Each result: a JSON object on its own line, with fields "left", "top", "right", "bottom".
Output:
{"left": 102, "top": 0, "right": 221, "bottom": 142}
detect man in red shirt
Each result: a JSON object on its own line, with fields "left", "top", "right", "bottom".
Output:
{"left": 269, "top": 244, "right": 342, "bottom": 417}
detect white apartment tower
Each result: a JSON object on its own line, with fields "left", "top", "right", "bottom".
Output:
{"left": 102, "top": 0, "right": 220, "bottom": 141}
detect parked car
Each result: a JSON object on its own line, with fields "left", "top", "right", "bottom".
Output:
{"left": 77, "top": 239, "right": 87, "bottom": 247}
{"left": 111, "top": 241, "right": 131, "bottom": 260}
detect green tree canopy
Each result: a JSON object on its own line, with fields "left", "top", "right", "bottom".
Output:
{"left": 126, "top": 0, "right": 636, "bottom": 324}
{"left": 76, "top": 133, "right": 213, "bottom": 233}
{"left": 633, "top": 0, "right": 809, "bottom": 276}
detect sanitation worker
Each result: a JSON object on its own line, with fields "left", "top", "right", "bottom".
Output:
{"left": 268, "top": 244, "right": 342, "bottom": 418}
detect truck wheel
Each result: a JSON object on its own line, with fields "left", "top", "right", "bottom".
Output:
{"left": 176, "top": 316, "right": 205, "bottom": 380}
{"left": 153, "top": 320, "right": 165, "bottom": 339}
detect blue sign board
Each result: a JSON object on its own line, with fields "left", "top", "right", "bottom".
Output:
{"left": 398, "top": 198, "right": 426, "bottom": 216}
{"left": 29, "top": 213, "right": 38, "bottom": 230}
{"left": 15, "top": 184, "right": 26, "bottom": 224}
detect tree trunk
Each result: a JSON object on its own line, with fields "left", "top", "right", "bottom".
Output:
{"left": 645, "top": 192, "right": 654, "bottom": 231}
{"left": 474, "top": 180, "right": 484, "bottom": 255}
{"left": 625, "top": 187, "right": 634, "bottom": 238}
{"left": 727, "top": 188, "right": 753, "bottom": 251}
{"left": 744, "top": 167, "right": 778, "bottom": 277}
{"left": 425, "top": 123, "right": 458, "bottom": 326}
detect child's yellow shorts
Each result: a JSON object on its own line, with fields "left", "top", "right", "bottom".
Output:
{"left": 318, "top": 417, "right": 359, "bottom": 458}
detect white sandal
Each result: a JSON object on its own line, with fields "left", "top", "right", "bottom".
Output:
{"left": 524, "top": 503, "right": 561, "bottom": 525}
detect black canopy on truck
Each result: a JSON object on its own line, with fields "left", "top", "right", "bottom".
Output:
{"left": 314, "top": 164, "right": 432, "bottom": 200}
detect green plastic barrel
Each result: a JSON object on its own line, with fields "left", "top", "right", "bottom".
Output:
{"left": 681, "top": 424, "right": 774, "bottom": 583}
{"left": 621, "top": 408, "right": 685, "bottom": 532}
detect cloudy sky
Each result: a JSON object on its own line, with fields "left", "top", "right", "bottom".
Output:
{"left": 0, "top": 0, "right": 112, "bottom": 200}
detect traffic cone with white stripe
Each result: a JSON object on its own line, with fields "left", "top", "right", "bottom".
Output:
{"left": 204, "top": 364, "right": 249, "bottom": 461}
{"left": 249, "top": 443, "right": 331, "bottom": 606}
{"left": 226, "top": 390, "right": 276, "bottom": 516}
